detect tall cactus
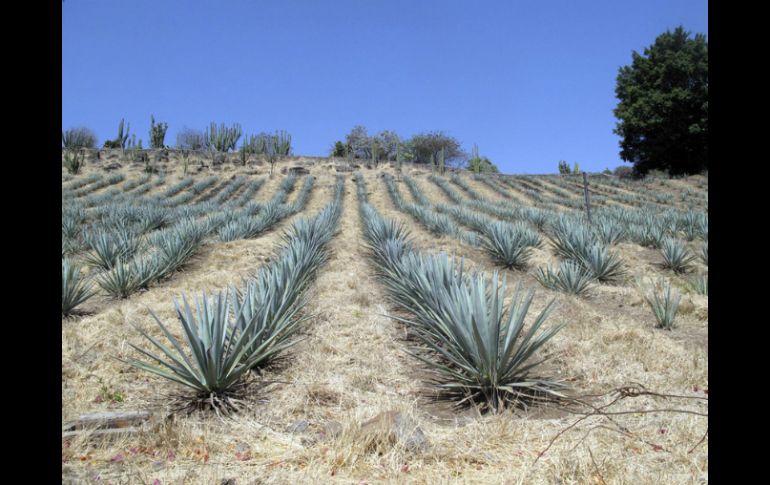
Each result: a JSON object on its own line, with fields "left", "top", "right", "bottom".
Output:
{"left": 469, "top": 144, "right": 481, "bottom": 173}
{"left": 396, "top": 145, "right": 403, "bottom": 179}
{"left": 438, "top": 147, "right": 445, "bottom": 174}
{"left": 103, "top": 119, "right": 131, "bottom": 149}
{"left": 204, "top": 122, "right": 242, "bottom": 152}
{"left": 149, "top": 115, "right": 168, "bottom": 149}
{"left": 273, "top": 129, "right": 292, "bottom": 156}
{"left": 370, "top": 139, "right": 379, "bottom": 167}
{"left": 117, "top": 119, "right": 130, "bottom": 149}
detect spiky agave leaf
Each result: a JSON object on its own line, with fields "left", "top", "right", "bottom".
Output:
{"left": 232, "top": 253, "right": 312, "bottom": 369}
{"left": 576, "top": 244, "right": 626, "bottom": 283}
{"left": 594, "top": 219, "right": 626, "bottom": 245}
{"left": 688, "top": 274, "right": 708, "bottom": 296}
{"left": 82, "top": 230, "right": 141, "bottom": 271}
{"left": 401, "top": 270, "right": 567, "bottom": 411}
{"left": 98, "top": 258, "right": 141, "bottom": 299}
{"left": 700, "top": 242, "right": 708, "bottom": 266}
{"left": 548, "top": 221, "right": 596, "bottom": 261}
{"left": 645, "top": 281, "right": 681, "bottom": 330}
{"left": 61, "top": 216, "right": 81, "bottom": 240}
{"left": 62, "top": 259, "right": 94, "bottom": 316}
{"left": 136, "top": 206, "right": 170, "bottom": 233}
{"left": 481, "top": 221, "right": 533, "bottom": 270}
{"left": 153, "top": 220, "right": 207, "bottom": 273}
{"left": 357, "top": 176, "right": 567, "bottom": 411}
{"left": 98, "top": 256, "right": 162, "bottom": 298}
{"left": 123, "top": 290, "right": 271, "bottom": 413}
{"left": 534, "top": 260, "right": 595, "bottom": 296}
{"left": 410, "top": 205, "right": 458, "bottom": 236}
{"left": 660, "top": 238, "right": 695, "bottom": 273}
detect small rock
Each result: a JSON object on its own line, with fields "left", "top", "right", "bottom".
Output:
{"left": 287, "top": 420, "right": 310, "bottom": 434}
{"left": 133, "top": 151, "right": 149, "bottom": 163}
{"left": 221, "top": 479, "right": 237, "bottom": 485}
{"left": 322, "top": 421, "right": 343, "bottom": 439}
{"left": 694, "top": 307, "right": 708, "bottom": 321}
{"left": 153, "top": 149, "right": 169, "bottom": 163}
{"left": 678, "top": 297, "right": 695, "bottom": 314}
{"left": 288, "top": 166, "right": 310, "bottom": 175}
{"left": 212, "top": 153, "right": 227, "bottom": 165}
{"left": 103, "top": 162, "right": 122, "bottom": 171}
{"left": 335, "top": 165, "right": 354, "bottom": 173}
{"left": 83, "top": 150, "right": 99, "bottom": 164}
{"left": 235, "top": 442, "right": 251, "bottom": 454}
{"left": 360, "top": 411, "right": 429, "bottom": 452}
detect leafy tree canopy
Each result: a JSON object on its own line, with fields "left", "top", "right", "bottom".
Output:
{"left": 409, "top": 131, "right": 465, "bottom": 165}
{"left": 613, "top": 26, "right": 707, "bottom": 176}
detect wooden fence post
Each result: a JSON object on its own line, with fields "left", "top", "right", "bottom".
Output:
{"left": 583, "top": 172, "right": 592, "bottom": 222}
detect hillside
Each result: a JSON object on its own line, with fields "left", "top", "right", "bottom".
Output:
{"left": 62, "top": 155, "right": 708, "bottom": 484}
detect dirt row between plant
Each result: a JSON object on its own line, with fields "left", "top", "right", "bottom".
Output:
{"left": 62, "top": 167, "right": 707, "bottom": 484}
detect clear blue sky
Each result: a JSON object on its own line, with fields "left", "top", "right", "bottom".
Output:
{"left": 62, "top": 0, "right": 707, "bottom": 174}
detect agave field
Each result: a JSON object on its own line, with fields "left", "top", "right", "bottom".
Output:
{"left": 62, "top": 157, "right": 707, "bottom": 483}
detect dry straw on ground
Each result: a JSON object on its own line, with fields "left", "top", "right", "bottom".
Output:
{"left": 62, "top": 158, "right": 707, "bottom": 484}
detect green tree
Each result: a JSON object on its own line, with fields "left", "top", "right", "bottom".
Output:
{"left": 408, "top": 131, "right": 464, "bottom": 166}
{"left": 613, "top": 26, "right": 708, "bottom": 176}
{"left": 331, "top": 141, "right": 350, "bottom": 157}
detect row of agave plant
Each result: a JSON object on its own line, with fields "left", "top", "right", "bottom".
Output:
{"left": 431, "top": 173, "right": 708, "bottom": 249}
{"left": 383, "top": 174, "right": 479, "bottom": 245}
{"left": 62, "top": 173, "right": 125, "bottom": 199}
{"left": 426, "top": 175, "right": 556, "bottom": 231}
{"left": 536, "top": 215, "right": 627, "bottom": 296}
{"left": 63, "top": 174, "right": 283, "bottom": 262}
{"left": 355, "top": 172, "right": 567, "bottom": 412}
{"left": 495, "top": 176, "right": 563, "bottom": 212}
{"left": 405, "top": 176, "right": 621, "bottom": 285}
{"left": 526, "top": 175, "right": 611, "bottom": 208}
{"left": 121, "top": 175, "right": 346, "bottom": 413}
{"left": 62, "top": 172, "right": 313, "bottom": 313}
{"left": 471, "top": 173, "right": 520, "bottom": 202}
{"left": 497, "top": 175, "right": 603, "bottom": 211}
{"left": 399, "top": 175, "right": 708, "bottom": 300}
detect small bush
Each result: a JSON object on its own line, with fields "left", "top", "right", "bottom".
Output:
{"left": 176, "top": 128, "right": 206, "bottom": 150}
{"left": 62, "top": 127, "right": 97, "bottom": 149}
{"left": 613, "top": 165, "right": 635, "bottom": 179}
{"left": 103, "top": 119, "right": 130, "bottom": 150}
{"left": 62, "top": 151, "right": 85, "bottom": 174}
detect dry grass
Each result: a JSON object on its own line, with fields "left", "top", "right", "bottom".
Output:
{"left": 62, "top": 159, "right": 707, "bottom": 484}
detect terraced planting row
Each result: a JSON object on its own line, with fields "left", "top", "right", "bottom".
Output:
{"left": 62, "top": 172, "right": 315, "bottom": 313}
{"left": 62, "top": 165, "right": 707, "bottom": 483}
